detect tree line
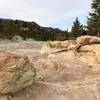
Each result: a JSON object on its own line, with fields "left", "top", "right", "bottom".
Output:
{"left": 69, "top": 0, "right": 100, "bottom": 38}
{"left": 0, "top": 0, "right": 99, "bottom": 41}
{"left": 0, "top": 19, "right": 68, "bottom": 41}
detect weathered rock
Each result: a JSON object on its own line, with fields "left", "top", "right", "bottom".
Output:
{"left": 95, "top": 53, "right": 100, "bottom": 64}
{"left": 0, "top": 38, "right": 100, "bottom": 100}
{"left": 34, "top": 51, "right": 92, "bottom": 82}
{"left": 76, "top": 35, "right": 100, "bottom": 47}
{"left": 67, "top": 43, "right": 76, "bottom": 50}
{"left": 47, "top": 40, "right": 69, "bottom": 49}
{"left": 0, "top": 95, "right": 8, "bottom": 100}
{"left": 41, "top": 40, "right": 69, "bottom": 55}
{"left": 3, "top": 78, "right": 100, "bottom": 100}
{"left": 0, "top": 53, "right": 36, "bottom": 94}
{"left": 77, "top": 44, "right": 100, "bottom": 66}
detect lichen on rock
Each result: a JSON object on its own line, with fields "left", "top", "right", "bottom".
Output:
{"left": 0, "top": 53, "right": 36, "bottom": 94}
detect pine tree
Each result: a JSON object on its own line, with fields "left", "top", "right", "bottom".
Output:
{"left": 87, "top": 0, "right": 100, "bottom": 36}
{"left": 71, "top": 17, "right": 83, "bottom": 37}
{"left": 2, "top": 20, "right": 17, "bottom": 39}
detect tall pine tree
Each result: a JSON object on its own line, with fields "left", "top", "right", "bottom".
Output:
{"left": 71, "top": 17, "right": 84, "bottom": 37}
{"left": 87, "top": 0, "right": 100, "bottom": 36}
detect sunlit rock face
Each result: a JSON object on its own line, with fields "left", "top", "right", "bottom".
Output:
{"left": 0, "top": 53, "right": 36, "bottom": 94}
{"left": 0, "top": 36, "right": 100, "bottom": 100}
{"left": 47, "top": 40, "right": 69, "bottom": 48}
{"left": 76, "top": 35, "right": 100, "bottom": 47}
{"left": 34, "top": 51, "right": 92, "bottom": 82}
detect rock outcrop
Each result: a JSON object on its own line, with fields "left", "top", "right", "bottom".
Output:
{"left": 47, "top": 40, "right": 69, "bottom": 49}
{"left": 41, "top": 40, "right": 76, "bottom": 54}
{"left": 0, "top": 36, "right": 100, "bottom": 100}
{"left": 76, "top": 35, "right": 100, "bottom": 48}
{"left": 0, "top": 53, "right": 36, "bottom": 94}
{"left": 2, "top": 80, "right": 100, "bottom": 100}
{"left": 34, "top": 51, "right": 91, "bottom": 82}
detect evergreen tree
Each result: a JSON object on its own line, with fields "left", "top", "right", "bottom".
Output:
{"left": 2, "top": 20, "right": 17, "bottom": 39}
{"left": 87, "top": 0, "right": 100, "bottom": 36}
{"left": 71, "top": 17, "right": 83, "bottom": 37}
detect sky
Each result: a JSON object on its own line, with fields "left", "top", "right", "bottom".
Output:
{"left": 0, "top": 0, "right": 91, "bottom": 30}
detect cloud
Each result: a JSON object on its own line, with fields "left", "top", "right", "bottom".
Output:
{"left": 0, "top": 0, "right": 91, "bottom": 29}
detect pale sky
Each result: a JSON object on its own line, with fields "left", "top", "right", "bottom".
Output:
{"left": 0, "top": 0, "right": 91, "bottom": 30}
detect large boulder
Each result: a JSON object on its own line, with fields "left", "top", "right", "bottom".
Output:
{"left": 0, "top": 53, "right": 36, "bottom": 94}
{"left": 76, "top": 35, "right": 100, "bottom": 47}
{"left": 34, "top": 51, "right": 92, "bottom": 82}
{"left": 77, "top": 44, "right": 100, "bottom": 66}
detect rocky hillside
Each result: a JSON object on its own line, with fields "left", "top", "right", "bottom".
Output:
{"left": 0, "top": 35, "right": 100, "bottom": 100}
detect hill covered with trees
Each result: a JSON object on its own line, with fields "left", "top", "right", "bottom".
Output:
{"left": 0, "top": 18, "right": 68, "bottom": 41}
